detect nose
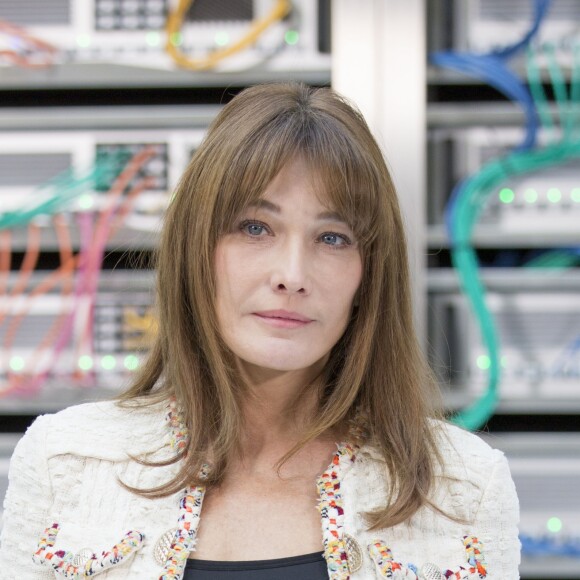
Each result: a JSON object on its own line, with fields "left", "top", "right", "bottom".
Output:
{"left": 270, "top": 239, "right": 311, "bottom": 296}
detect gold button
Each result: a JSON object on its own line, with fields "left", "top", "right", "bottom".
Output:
{"left": 343, "top": 533, "right": 363, "bottom": 573}
{"left": 419, "top": 562, "right": 444, "bottom": 580}
{"left": 154, "top": 528, "right": 178, "bottom": 566}
{"left": 72, "top": 547, "right": 94, "bottom": 567}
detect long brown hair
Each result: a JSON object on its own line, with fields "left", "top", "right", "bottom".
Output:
{"left": 119, "top": 82, "right": 444, "bottom": 529}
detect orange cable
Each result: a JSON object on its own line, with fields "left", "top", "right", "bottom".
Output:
{"left": 109, "top": 176, "right": 157, "bottom": 237}
{"left": 76, "top": 149, "right": 156, "bottom": 364}
{"left": 1, "top": 149, "right": 156, "bottom": 393}
{"left": 13, "top": 214, "right": 76, "bottom": 385}
{"left": 2, "top": 223, "right": 41, "bottom": 362}
{"left": 0, "top": 229, "right": 11, "bottom": 298}
{"left": 0, "top": 18, "right": 58, "bottom": 68}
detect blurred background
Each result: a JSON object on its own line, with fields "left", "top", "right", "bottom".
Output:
{"left": 0, "top": 0, "right": 579, "bottom": 576}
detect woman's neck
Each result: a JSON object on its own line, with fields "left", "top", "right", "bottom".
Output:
{"left": 234, "top": 360, "right": 336, "bottom": 473}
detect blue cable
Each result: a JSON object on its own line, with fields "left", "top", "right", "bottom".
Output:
{"left": 520, "top": 533, "right": 580, "bottom": 558}
{"left": 429, "top": 0, "right": 552, "bottom": 429}
{"left": 431, "top": 0, "right": 552, "bottom": 238}
{"left": 430, "top": 51, "right": 539, "bottom": 236}
{"left": 490, "top": 0, "right": 551, "bottom": 60}
{"left": 431, "top": 52, "right": 538, "bottom": 150}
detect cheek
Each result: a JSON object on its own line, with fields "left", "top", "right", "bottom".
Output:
{"left": 214, "top": 244, "right": 234, "bottom": 317}
{"left": 215, "top": 243, "right": 261, "bottom": 315}
{"left": 327, "top": 258, "right": 363, "bottom": 301}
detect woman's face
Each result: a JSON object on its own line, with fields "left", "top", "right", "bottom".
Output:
{"left": 214, "top": 157, "right": 363, "bottom": 378}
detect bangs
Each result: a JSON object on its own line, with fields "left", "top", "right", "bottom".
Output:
{"left": 301, "top": 126, "right": 383, "bottom": 250}
{"left": 208, "top": 97, "right": 385, "bottom": 251}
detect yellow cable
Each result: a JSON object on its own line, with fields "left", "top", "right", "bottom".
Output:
{"left": 165, "top": 0, "right": 292, "bottom": 71}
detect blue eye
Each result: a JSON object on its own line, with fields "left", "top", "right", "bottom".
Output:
{"left": 247, "top": 224, "right": 265, "bottom": 235}
{"left": 320, "top": 232, "right": 350, "bottom": 246}
{"left": 240, "top": 220, "right": 269, "bottom": 236}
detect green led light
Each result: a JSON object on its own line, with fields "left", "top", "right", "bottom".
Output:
{"left": 9, "top": 356, "right": 25, "bottom": 372}
{"left": 547, "top": 517, "right": 562, "bottom": 533}
{"left": 571, "top": 188, "right": 580, "bottom": 202}
{"left": 476, "top": 355, "right": 491, "bottom": 370}
{"left": 285, "top": 30, "right": 299, "bottom": 45}
{"left": 77, "top": 34, "right": 91, "bottom": 48}
{"left": 101, "top": 355, "right": 116, "bottom": 370}
{"left": 124, "top": 355, "right": 140, "bottom": 371}
{"left": 170, "top": 32, "right": 183, "bottom": 47}
{"left": 215, "top": 31, "right": 229, "bottom": 46}
{"left": 547, "top": 188, "right": 562, "bottom": 203}
{"left": 146, "top": 32, "right": 160, "bottom": 47}
{"left": 499, "top": 188, "right": 515, "bottom": 203}
{"left": 78, "top": 355, "right": 94, "bottom": 371}
{"left": 524, "top": 188, "right": 538, "bottom": 203}
{"left": 78, "top": 194, "right": 94, "bottom": 210}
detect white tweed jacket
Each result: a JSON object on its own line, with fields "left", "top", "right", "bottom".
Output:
{"left": 0, "top": 399, "right": 520, "bottom": 579}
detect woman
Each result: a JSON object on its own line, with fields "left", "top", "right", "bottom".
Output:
{"left": 0, "top": 83, "right": 519, "bottom": 579}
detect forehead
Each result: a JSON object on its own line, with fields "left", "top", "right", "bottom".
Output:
{"left": 248, "top": 159, "right": 347, "bottom": 222}
{"left": 247, "top": 198, "right": 347, "bottom": 225}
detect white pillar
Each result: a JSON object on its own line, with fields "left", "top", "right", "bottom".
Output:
{"left": 332, "top": 0, "right": 427, "bottom": 343}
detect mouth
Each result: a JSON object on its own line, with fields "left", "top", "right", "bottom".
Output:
{"left": 252, "top": 310, "right": 314, "bottom": 328}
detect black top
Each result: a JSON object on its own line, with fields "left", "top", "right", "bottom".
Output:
{"left": 183, "top": 551, "right": 328, "bottom": 579}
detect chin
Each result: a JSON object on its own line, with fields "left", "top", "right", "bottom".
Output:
{"left": 249, "top": 357, "right": 321, "bottom": 373}
{"left": 241, "top": 348, "right": 326, "bottom": 373}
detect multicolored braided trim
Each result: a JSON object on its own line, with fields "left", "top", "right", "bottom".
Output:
{"left": 33, "top": 523, "right": 144, "bottom": 578}
{"left": 316, "top": 442, "right": 358, "bottom": 579}
{"left": 158, "top": 484, "right": 206, "bottom": 580}
{"left": 167, "top": 398, "right": 188, "bottom": 454}
{"left": 367, "top": 536, "right": 488, "bottom": 579}
{"left": 368, "top": 540, "right": 413, "bottom": 578}
{"left": 443, "top": 536, "right": 487, "bottom": 579}
{"left": 160, "top": 401, "right": 209, "bottom": 580}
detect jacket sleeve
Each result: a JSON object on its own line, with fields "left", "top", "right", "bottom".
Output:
{"left": 473, "top": 449, "right": 521, "bottom": 580}
{"left": 0, "top": 414, "right": 55, "bottom": 579}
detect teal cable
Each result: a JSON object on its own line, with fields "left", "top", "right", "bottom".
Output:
{"left": 545, "top": 43, "right": 573, "bottom": 139}
{"left": 524, "top": 250, "right": 580, "bottom": 268}
{"left": 450, "top": 138, "right": 580, "bottom": 429}
{"left": 572, "top": 44, "right": 580, "bottom": 136}
{"left": 526, "top": 46, "right": 556, "bottom": 141}
{"left": 451, "top": 246, "right": 501, "bottom": 429}
{"left": 0, "top": 152, "right": 129, "bottom": 230}
{"left": 450, "top": 161, "right": 509, "bottom": 429}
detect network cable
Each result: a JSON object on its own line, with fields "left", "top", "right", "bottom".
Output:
{"left": 0, "top": 18, "right": 58, "bottom": 68}
{"left": 520, "top": 533, "right": 580, "bottom": 558}
{"left": 0, "top": 152, "right": 130, "bottom": 232}
{"left": 165, "top": 0, "right": 292, "bottom": 71}
{"left": 0, "top": 150, "right": 156, "bottom": 396}
{"left": 430, "top": 0, "right": 552, "bottom": 430}
{"left": 434, "top": 12, "right": 580, "bottom": 429}
{"left": 524, "top": 248, "right": 580, "bottom": 268}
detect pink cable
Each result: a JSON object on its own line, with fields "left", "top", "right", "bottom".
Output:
{"left": 78, "top": 150, "right": 156, "bottom": 363}
{"left": 49, "top": 211, "right": 95, "bottom": 387}
{"left": 2, "top": 149, "right": 155, "bottom": 396}
{"left": 8, "top": 213, "right": 95, "bottom": 396}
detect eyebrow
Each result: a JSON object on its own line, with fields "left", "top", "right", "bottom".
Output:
{"left": 247, "top": 199, "right": 348, "bottom": 224}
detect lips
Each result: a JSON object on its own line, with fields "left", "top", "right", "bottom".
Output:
{"left": 253, "top": 309, "right": 314, "bottom": 322}
{"left": 253, "top": 310, "right": 313, "bottom": 328}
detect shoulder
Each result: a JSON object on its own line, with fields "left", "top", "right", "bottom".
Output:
{"left": 430, "top": 419, "right": 507, "bottom": 479}
{"left": 24, "top": 397, "right": 172, "bottom": 462}
{"left": 355, "top": 420, "right": 515, "bottom": 518}
{"left": 429, "top": 422, "right": 519, "bottom": 536}
{"left": 347, "top": 424, "right": 519, "bottom": 575}
{"left": 359, "top": 419, "right": 506, "bottom": 476}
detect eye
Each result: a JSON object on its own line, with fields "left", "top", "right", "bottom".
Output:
{"left": 239, "top": 220, "right": 270, "bottom": 236}
{"left": 319, "top": 232, "right": 352, "bottom": 247}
